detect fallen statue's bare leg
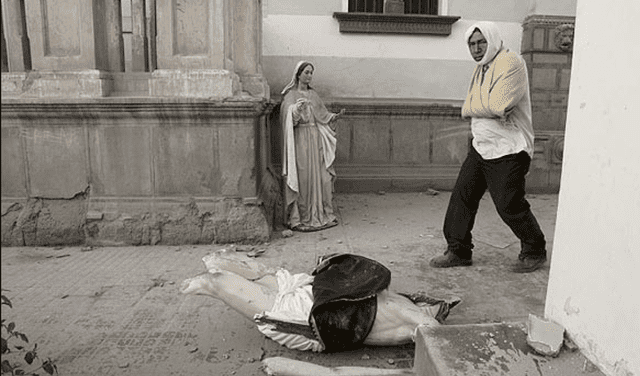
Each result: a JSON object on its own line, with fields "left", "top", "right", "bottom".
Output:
{"left": 202, "top": 249, "right": 277, "bottom": 281}
{"left": 262, "top": 357, "right": 415, "bottom": 376}
{"left": 181, "top": 270, "right": 277, "bottom": 319}
{"left": 363, "top": 289, "right": 440, "bottom": 346}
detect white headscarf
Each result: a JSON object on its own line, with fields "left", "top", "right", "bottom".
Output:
{"left": 464, "top": 21, "right": 504, "bottom": 66}
{"left": 281, "top": 60, "right": 314, "bottom": 96}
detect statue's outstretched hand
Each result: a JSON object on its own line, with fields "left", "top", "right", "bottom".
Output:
{"left": 333, "top": 108, "right": 346, "bottom": 122}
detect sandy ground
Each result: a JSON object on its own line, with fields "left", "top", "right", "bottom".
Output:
{"left": 1, "top": 191, "right": 571, "bottom": 375}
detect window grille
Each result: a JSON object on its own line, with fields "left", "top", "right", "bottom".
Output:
{"left": 348, "top": 0, "right": 438, "bottom": 15}
{"left": 404, "top": 0, "right": 438, "bottom": 15}
{"left": 348, "top": 0, "right": 384, "bottom": 13}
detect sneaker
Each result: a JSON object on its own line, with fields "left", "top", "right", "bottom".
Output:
{"left": 510, "top": 256, "right": 547, "bottom": 273}
{"left": 429, "top": 251, "right": 472, "bottom": 268}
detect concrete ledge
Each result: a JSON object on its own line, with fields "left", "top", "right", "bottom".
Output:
{"left": 414, "top": 323, "right": 604, "bottom": 376}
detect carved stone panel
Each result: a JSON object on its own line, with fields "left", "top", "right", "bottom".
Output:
{"left": 155, "top": 0, "right": 224, "bottom": 69}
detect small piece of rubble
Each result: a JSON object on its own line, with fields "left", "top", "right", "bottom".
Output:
{"left": 235, "top": 245, "right": 254, "bottom": 253}
{"left": 425, "top": 188, "right": 440, "bottom": 196}
{"left": 563, "top": 334, "right": 579, "bottom": 352}
{"left": 526, "top": 313, "right": 564, "bottom": 357}
{"left": 247, "top": 249, "right": 266, "bottom": 258}
{"left": 282, "top": 229, "right": 294, "bottom": 238}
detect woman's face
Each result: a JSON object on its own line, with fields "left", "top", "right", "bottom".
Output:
{"left": 468, "top": 30, "right": 488, "bottom": 62}
{"left": 298, "top": 65, "right": 314, "bottom": 85}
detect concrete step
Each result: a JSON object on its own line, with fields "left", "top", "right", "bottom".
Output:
{"left": 414, "top": 323, "right": 605, "bottom": 376}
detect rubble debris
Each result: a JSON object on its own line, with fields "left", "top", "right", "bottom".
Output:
{"left": 526, "top": 314, "right": 564, "bottom": 357}
{"left": 282, "top": 229, "right": 294, "bottom": 238}
{"left": 563, "top": 333, "right": 579, "bottom": 352}
{"left": 236, "top": 245, "right": 255, "bottom": 253}
{"left": 247, "top": 249, "right": 266, "bottom": 258}
{"left": 425, "top": 188, "right": 439, "bottom": 196}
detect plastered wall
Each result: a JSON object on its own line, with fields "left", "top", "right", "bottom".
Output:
{"left": 544, "top": 0, "right": 640, "bottom": 374}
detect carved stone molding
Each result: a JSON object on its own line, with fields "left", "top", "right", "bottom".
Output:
{"left": 523, "top": 14, "right": 575, "bottom": 27}
{"left": 333, "top": 12, "right": 460, "bottom": 35}
{"left": 554, "top": 24, "right": 575, "bottom": 52}
{"left": 327, "top": 101, "right": 462, "bottom": 118}
{"left": 0, "top": 98, "right": 275, "bottom": 121}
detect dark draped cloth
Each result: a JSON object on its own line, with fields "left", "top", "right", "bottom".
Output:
{"left": 309, "top": 254, "right": 391, "bottom": 352}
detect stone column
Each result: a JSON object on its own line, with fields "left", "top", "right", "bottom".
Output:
{"left": 1, "top": 0, "right": 32, "bottom": 95}
{"left": 150, "top": 0, "right": 240, "bottom": 98}
{"left": 6, "top": 0, "right": 125, "bottom": 97}
{"left": 521, "top": 14, "right": 575, "bottom": 191}
{"left": 231, "top": 0, "right": 269, "bottom": 98}
{"left": 521, "top": 15, "right": 575, "bottom": 133}
{"left": 1, "top": 0, "right": 31, "bottom": 72}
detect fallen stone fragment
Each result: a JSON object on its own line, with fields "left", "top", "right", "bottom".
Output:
{"left": 262, "top": 357, "right": 414, "bottom": 375}
{"left": 526, "top": 313, "right": 564, "bottom": 357}
{"left": 247, "top": 249, "right": 266, "bottom": 258}
{"left": 282, "top": 230, "right": 294, "bottom": 238}
{"left": 236, "top": 245, "right": 254, "bottom": 252}
{"left": 425, "top": 188, "right": 439, "bottom": 196}
{"left": 564, "top": 333, "right": 579, "bottom": 352}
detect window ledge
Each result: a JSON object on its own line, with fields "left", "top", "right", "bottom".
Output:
{"left": 333, "top": 12, "right": 460, "bottom": 35}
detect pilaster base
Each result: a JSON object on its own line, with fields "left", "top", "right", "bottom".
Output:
{"left": 150, "top": 69, "right": 240, "bottom": 99}
{"left": 2, "top": 70, "right": 112, "bottom": 98}
{"left": 240, "top": 74, "right": 270, "bottom": 99}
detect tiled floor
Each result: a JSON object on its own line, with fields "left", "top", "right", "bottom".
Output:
{"left": 1, "top": 192, "right": 560, "bottom": 375}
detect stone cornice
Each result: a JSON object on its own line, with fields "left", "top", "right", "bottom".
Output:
{"left": 523, "top": 14, "right": 575, "bottom": 27}
{"left": 329, "top": 102, "right": 461, "bottom": 117}
{"left": 0, "top": 98, "right": 276, "bottom": 120}
{"left": 333, "top": 12, "right": 460, "bottom": 35}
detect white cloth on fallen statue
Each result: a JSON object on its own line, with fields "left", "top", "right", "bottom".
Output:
{"left": 254, "top": 269, "right": 323, "bottom": 352}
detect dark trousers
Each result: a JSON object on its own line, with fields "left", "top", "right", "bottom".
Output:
{"left": 443, "top": 145, "right": 546, "bottom": 260}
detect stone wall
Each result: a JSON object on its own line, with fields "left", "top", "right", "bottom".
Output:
{"left": 269, "top": 98, "right": 567, "bottom": 194}
{"left": 1, "top": 99, "right": 275, "bottom": 246}
{"left": 270, "top": 101, "right": 471, "bottom": 193}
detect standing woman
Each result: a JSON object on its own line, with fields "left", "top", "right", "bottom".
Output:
{"left": 281, "top": 61, "right": 346, "bottom": 232}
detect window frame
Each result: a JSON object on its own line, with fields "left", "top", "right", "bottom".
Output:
{"left": 335, "top": 0, "right": 458, "bottom": 35}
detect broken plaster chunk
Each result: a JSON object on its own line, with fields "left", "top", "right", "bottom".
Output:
{"left": 86, "top": 211, "right": 104, "bottom": 220}
{"left": 527, "top": 313, "right": 565, "bottom": 357}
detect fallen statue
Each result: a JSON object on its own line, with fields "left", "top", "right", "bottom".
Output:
{"left": 181, "top": 250, "right": 460, "bottom": 353}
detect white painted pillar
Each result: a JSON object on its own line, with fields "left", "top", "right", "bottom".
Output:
{"left": 544, "top": 0, "right": 640, "bottom": 375}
